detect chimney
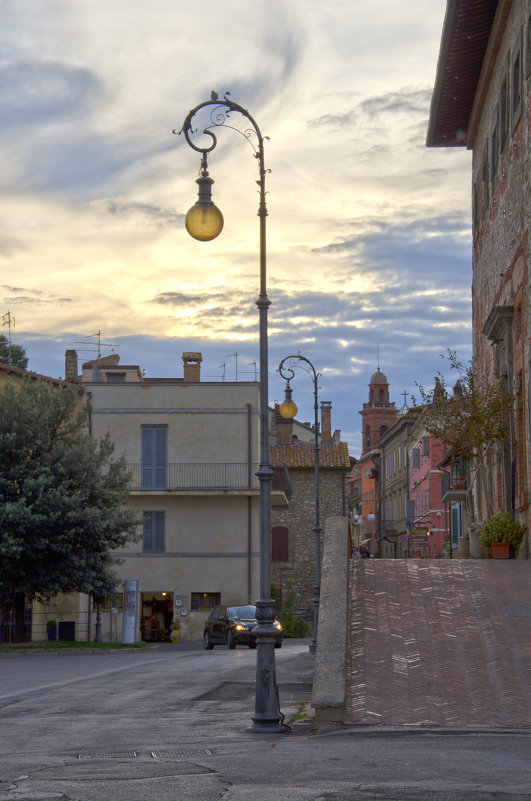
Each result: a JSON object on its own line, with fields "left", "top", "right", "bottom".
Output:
{"left": 274, "top": 403, "right": 294, "bottom": 444}
{"left": 65, "top": 350, "right": 79, "bottom": 383}
{"left": 321, "top": 401, "right": 332, "bottom": 441}
{"left": 182, "top": 352, "right": 202, "bottom": 382}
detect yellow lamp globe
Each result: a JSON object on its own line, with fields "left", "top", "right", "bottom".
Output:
{"left": 279, "top": 399, "right": 298, "bottom": 419}
{"left": 185, "top": 172, "right": 224, "bottom": 242}
{"left": 185, "top": 201, "right": 224, "bottom": 241}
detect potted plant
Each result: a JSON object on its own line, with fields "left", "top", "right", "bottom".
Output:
{"left": 479, "top": 512, "right": 526, "bottom": 558}
{"left": 46, "top": 620, "right": 57, "bottom": 641}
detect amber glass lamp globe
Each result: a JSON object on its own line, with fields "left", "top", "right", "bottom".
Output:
{"left": 185, "top": 201, "right": 224, "bottom": 241}
{"left": 185, "top": 172, "right": 224, "bottom": 242}
{"left": 279, "top": 399, "right": 298, "bottom": 419}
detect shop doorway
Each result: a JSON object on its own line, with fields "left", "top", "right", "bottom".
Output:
{"left": 141, "top": 592, "right": 173, "bottom": 642}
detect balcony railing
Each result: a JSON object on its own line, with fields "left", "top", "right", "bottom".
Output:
{"left": 128, "top": 463, "right": 291, "bottom": 494}
{"left": 441, "top": 469, "right": 468, "bottom": 502}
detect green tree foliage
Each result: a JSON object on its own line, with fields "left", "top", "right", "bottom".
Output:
{"left": 271, "top": 587, "right": 311, "bottom": 638}
{"left": 414, "top": 350, "right": 514, "bottom": 460}
{"left": 0, "top": 379, "right": 140, "bottom": 602}
{"left": 0, "top": 334, "right": 28, "bottom": 369}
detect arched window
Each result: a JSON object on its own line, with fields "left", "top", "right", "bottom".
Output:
{"left": 272, "top": 527, "right": 289, "bottom": 561}
{"left": 365, "top": 426, "right": 371, "bottom": 448}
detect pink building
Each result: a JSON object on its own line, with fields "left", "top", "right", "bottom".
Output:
{"left": 408, "top": 412, "right": 449, "bottom": 558}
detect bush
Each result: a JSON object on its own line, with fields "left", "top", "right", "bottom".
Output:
{"left": 271, "top": 588, "right": 311, "bottom": 638}
{"left": 479, "top": 512, "right": 526, "bottom": 549}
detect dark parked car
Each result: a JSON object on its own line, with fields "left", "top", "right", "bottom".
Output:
{"left": 203, "top": 604, "right": 283, "bottom": 650}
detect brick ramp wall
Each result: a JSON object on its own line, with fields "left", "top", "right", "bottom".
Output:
{"left": 344, "top": 560, "right": 531, "bottom": 727}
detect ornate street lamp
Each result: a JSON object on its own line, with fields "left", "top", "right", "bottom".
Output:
{"left": 177, "top": 92, "right": 287, "bottom": 733}
{"left": 278, "top": 353, "right": 321, "bottom": 654}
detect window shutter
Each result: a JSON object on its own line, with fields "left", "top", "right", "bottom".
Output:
{"left": 142, "top": 427, "right": 167, "bottom": 489}
{"left": 272, "top": 527, "right": 289, "bottom": 561}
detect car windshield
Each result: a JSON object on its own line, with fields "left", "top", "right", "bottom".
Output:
{"left": 227, "top": 605, "right": 256, "bottom": 619}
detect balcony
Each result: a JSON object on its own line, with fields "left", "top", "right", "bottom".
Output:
{"left": 441, "top": 469, "right": 468, "bottom": 502}
{"left": 127, "top": 463, "right": 291, "bottom": 501}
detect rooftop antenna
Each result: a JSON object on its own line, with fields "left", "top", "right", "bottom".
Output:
{"left": 377, "top": 344, "right": 380, "bottom": 371}
{"left": 226, "top": 352, "right": 238, "bottom": 381}
{"left": 249, "top": 360, "right": 258, "bottom": 381}
{"left": 2, "top": 311, "right": 14, "bottom": 364}
{"left": 219, "top": 362, "right": 226, "bottom": 381}
{"left": 75, "top": 331, "right": 115, "bottom": 364}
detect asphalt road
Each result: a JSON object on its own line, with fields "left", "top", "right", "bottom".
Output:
{"left": 1, "top": 640, "right": 530, "bottom": 801}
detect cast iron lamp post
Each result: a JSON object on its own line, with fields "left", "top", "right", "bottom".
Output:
{"left": 177, "top": 92, "right": 287, "bottom": 733}
{"left": 278, "top": 353, "right": 321, "bottom": 654}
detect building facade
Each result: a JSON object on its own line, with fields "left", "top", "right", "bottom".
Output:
{"left": 408, "top": 411, "right": 450, "bottom": 559}
{"left": 270, "top": 403, "right": 351, "bottom": 610}
{"left": 377, "top": 406, "right": 421, "bottom": 558}
{"left": 76, "top": 350, "right": 287, "bottom": 642}
{"left": 428, "top": 0, "right": 531, "bottom": 556}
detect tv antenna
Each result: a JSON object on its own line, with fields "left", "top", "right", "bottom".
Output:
{"left": 240, "top": 360, "right": 258, "bottom": 381}
{"left": 2, "top": 311, "right": 15, "bottom": 364}
{"left": 75, "top": 331, "right": 115, "bottom": 364}
{"left": 225, "top": 352, "right": 238, "bottom": 381}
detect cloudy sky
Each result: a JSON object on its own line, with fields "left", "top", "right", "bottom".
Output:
{"left": 1, "top": 0, "right": 473, "bottom": 454}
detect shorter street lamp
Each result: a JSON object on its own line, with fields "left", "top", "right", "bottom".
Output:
{"left": 278, "top": 353, "right": 321, "bottom": 654}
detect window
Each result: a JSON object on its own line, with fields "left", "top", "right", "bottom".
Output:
{"left": 499, "top": 77, "right": 508, "bottom": 151}
{"left": 141, "top": 426, "right": 167, "bottom": 489}
{"left": 107, "top": 373, "right": 126, "bottom": 383}
{"left": 272, "top": 526, "right": 289, "bottom": 561}
{"left": 191, "top": 592, "right": 220, "bottom": 610}
{"left": 412, "top": 448, "right": 420, "bottom": 469}
{"left": 490, "top": 111, "right": 499, "bottom": 186}
{"left": 365, "top": 426, "right": 371, "bottom": 449}
{"left": 481, "top": 148, "right": 489, "bottom": 215}
{"left": 143, "top": 511, "right": 165, "bottom": 552}
{"left": 512, "top": 31, "right": 522, "bottom": 129}
{"left": 421, "top": 437, "right": 429, "bottom": 457}
{"left": 472, "top": 181, "right": 479, "bottom": 241}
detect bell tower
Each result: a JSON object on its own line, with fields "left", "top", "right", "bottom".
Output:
{"left": 359, "top": 369, "right": 397, "bottom": 454}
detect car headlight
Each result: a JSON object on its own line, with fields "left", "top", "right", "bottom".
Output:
{"left": 274, "top": 622, "right": 282, "bottom": 630}
{"left": 235, "top": 624, "right": 246, "bottom": 631}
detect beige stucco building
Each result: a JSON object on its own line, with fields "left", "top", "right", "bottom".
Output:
{"left": 76, "top": 351, "right": 287, "bottom": 642}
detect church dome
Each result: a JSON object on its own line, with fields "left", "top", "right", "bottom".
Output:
{"left": 370, "top": 370, "right": 388, "bottom": 384}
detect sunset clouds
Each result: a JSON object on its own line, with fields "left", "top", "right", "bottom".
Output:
{"left": 0, "top": 0, "right": 472, "bottom": 451}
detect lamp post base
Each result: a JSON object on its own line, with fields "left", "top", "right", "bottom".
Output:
{"left": 250, "top": 599, "right": 289, "bottom": 734}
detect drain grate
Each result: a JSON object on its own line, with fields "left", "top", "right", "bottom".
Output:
{"left": 78, "top": 751, "right": 137, "bottom": 759}
{"left": 151, "top": 749, "right": 213, "bottom": 759}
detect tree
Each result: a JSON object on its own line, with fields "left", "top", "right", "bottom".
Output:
{"left": 0, "top": 379, "right": 140, "bottom": 614}
{"left": 414, "top": 350, "right": 515, "bottom": 515}
{"left": 415, "top": 352, "right": 514, "bottom": 460}
{"left": 0, "top": 334, "right": 28, "bottom": 369}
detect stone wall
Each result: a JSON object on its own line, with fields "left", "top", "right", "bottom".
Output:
{"left": 271, "top": 468, "right": 347, "bottom": 609}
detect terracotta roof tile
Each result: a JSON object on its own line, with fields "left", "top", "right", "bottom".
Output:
{"left": 271, "top": 441, "right": 350, "bottom": 469}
